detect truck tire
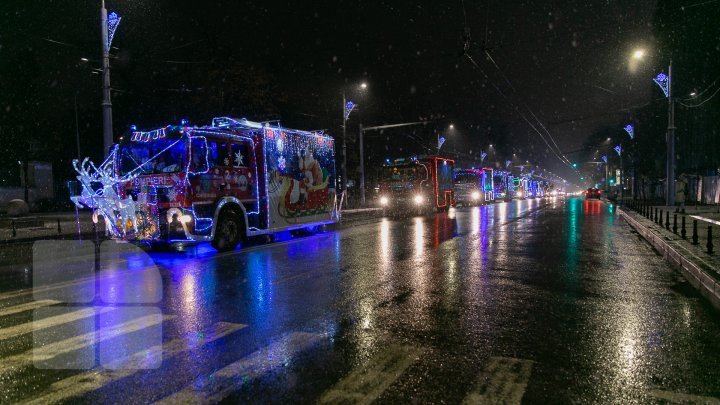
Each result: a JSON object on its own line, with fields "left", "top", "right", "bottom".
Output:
{"left": 212, "top": 208, "right": 244, "bottom": 252}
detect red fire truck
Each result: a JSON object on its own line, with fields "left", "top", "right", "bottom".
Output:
{"left": 377, "top": 156, "right": 455, "bottom": 216}
{"left": 73, "top": 117, "right": 338, "bottom": 251}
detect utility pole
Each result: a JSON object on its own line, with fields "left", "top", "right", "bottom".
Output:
{"left": 341, "top": 91, "right": 348, "bottom": 196}
{"left": 666, "top": 60, "right": 676, "bottom": 207}
{"left": 100, "top": 0, "right": 113, "bottom": 155}
{"left": 358, "top": 123, "right": 365, "bottom": 205}
{"left": 74, "top": 94, "right": 81, "bottom": 161}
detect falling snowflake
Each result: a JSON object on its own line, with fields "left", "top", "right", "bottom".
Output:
{"left": 234, "top": 151, "right": 245, "bottom": 167}
{"left": 278, "top": 156, "right": 287, "bottom": 172}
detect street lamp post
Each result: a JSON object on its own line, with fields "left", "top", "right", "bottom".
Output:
{"left": 653, "top": 61, "right": 675, "bottom": 207}
{"left": 100, "top": 0, "right": 113, "bottom": 155}
{"left": 340, "top": 83, "right": 367, "bottom": 200}
{"left": 667, "top": 61, "right": 676, "bottom": 207}
{"left": 342, "top": 90, "right": 348, "bottom": 195}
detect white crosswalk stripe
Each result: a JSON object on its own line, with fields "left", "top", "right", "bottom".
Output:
{"left": 319, "top": 344, "right": 423, "bottom": 404}
{"left": 0, "top": 300, "right": 62, "bottom": 317}
{"left": 23, "top": 322, "right": 247, "bottom": 405}
{"left": 462, "top": 357, "right": 534, "bottom": 405}
{"left": 0, "top": 306, "right": 115, "bottom": 341}
{"left": 0, "top": 312, "right": 174, "bottom": 375}
{"left": 155, "top": 331, "right": 324, "bottom": 404}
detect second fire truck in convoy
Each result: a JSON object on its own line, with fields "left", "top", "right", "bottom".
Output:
{"left": 378, "top": 156, "right": 455, "bottom": 216}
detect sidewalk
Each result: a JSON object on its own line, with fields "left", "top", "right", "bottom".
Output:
{"left": 618, "top": 202, "right": 720, "bottom": 308}
{"left": 0, "top": 210, "right": 104, "bottom": 244}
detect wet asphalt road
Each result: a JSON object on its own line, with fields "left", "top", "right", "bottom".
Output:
{"left": 1, "top": 197, "right": 720, "bottom": 404}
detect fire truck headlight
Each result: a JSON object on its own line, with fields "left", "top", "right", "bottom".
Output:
{"left": 179, "top": 214, "right": 193, "bottom": 224}
{"left": 471, "top": 191, "right": 481, "bottom": 200}
{"left": 414, "top": 195, "right": 424, "bottom": 205}
{"left": 380, "top": 196, "right": 389, "bottom": 206}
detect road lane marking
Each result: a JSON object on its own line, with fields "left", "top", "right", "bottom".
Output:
{"left": 0, "top": 299, "right": 61, "bottom": 317}
{"left": 24, "top": 322, "right": 246, "bottom": 405}
{"left": 647, "top": 389, "right": 720, "bottom": 404}
{"left": 0, "top": 306, "right": 115, "bottom": 341}
{"left": 318, "top": 344, "right": 423, "bottom": 404}
{"left": 462, "top": 357, "right": 534, "bottom": 405}
{"left": 0, "top": 312, "right": 173, "bottom": 375}
{"left": 155, "top": 331, "right": 324, "bottom": 404}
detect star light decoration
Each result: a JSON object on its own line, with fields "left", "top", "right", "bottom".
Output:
{"left": 624, "top": 124, "right": 634, "bottom": 140}
{"left": 107, "top": 12, "right": 122, "bottom": 49}
{"left": 653, "top": 72, "right": 669, "bottom": 97}
{"left": 344, "top": 101, "right": 356, "bottom": 120}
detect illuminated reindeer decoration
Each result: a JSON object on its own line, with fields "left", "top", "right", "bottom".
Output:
{"left": 71, "top": 154, "right": 138, "bottom": 237}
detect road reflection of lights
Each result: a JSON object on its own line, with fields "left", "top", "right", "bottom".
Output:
{"left": 355, "top": 298, "right": 378, "bottom": 360}
{"left": 471, "top": 206, "right": 480, "bottom": 234}
{"left": 498, "top": 201, "right": 507, "bottom": 220}
{"left": 414, "top": 217, "right": 424, "bottom": 257}
{"left": 379, "top": 219, "right": 392, "bottom": 276}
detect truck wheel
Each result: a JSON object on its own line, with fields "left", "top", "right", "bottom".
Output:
{"left": 212, "top": 209, "right": 243, "bottom": 252}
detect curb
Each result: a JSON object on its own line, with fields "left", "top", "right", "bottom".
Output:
{"left": 619, "top": 208, "right": 720, "bottom": 309}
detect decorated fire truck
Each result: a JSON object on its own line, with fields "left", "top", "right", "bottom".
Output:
{"left": 377, "top": 156, "right": 455, "bottom": 216}
{"left": 71, "top": 117, "right": 338, "bottom": 251}
{"left": 453, "top": 168, "right": 485, "bottom": 206}
{"left": 493, "top": 171, "right": 515, "bottom": 201}
{"left": 481, "top": 167, "right": 495, "bottom": 202}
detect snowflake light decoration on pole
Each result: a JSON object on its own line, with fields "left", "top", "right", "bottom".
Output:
{"left": 480, "top": 152, "right": 487, "bottom": 162}
{"left": 506, "top": 160, "right": 511, "bottom": 168}
{"left": 614, "top": 145, "right": 622, "bottom": 156}
{"left": 107, "top": 11, "right": 122, "bottom": 49}
{"left": 624, "top": 124, "right": 634, "bottom": 140}
{"left": 344, "top": 101, "right": 356, "bottom": 120}
{"left": 437, "top": 136, "right": 446, "bottom": 150}
{"left": 601, "top": 155, "right": 608, "bottom": 163}
{"left": 653, "top": 72, "right": 669, "bottom": 97}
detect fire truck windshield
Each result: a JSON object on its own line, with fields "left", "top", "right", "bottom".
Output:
{"left": 381, "top": 165, "right": 426, "bottom": 182}
{"left": 118, "top": 139, "right": 186, "bottom": 176}
{"left": 454, "top": 172, "right": 477, "bottom": 184}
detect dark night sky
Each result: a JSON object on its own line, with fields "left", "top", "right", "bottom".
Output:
{"left": 1, "top": 0, "right": 664, "bottom": 183}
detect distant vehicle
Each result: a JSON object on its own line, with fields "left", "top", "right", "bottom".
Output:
{"left": 585, "top": 188, "right": 601, "bottom": 199}
{"left": 453, "top": 169, "right": 483, "bottom": 206}
{"left": 378, "top": 156, "right": 455, "bottom": 216}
